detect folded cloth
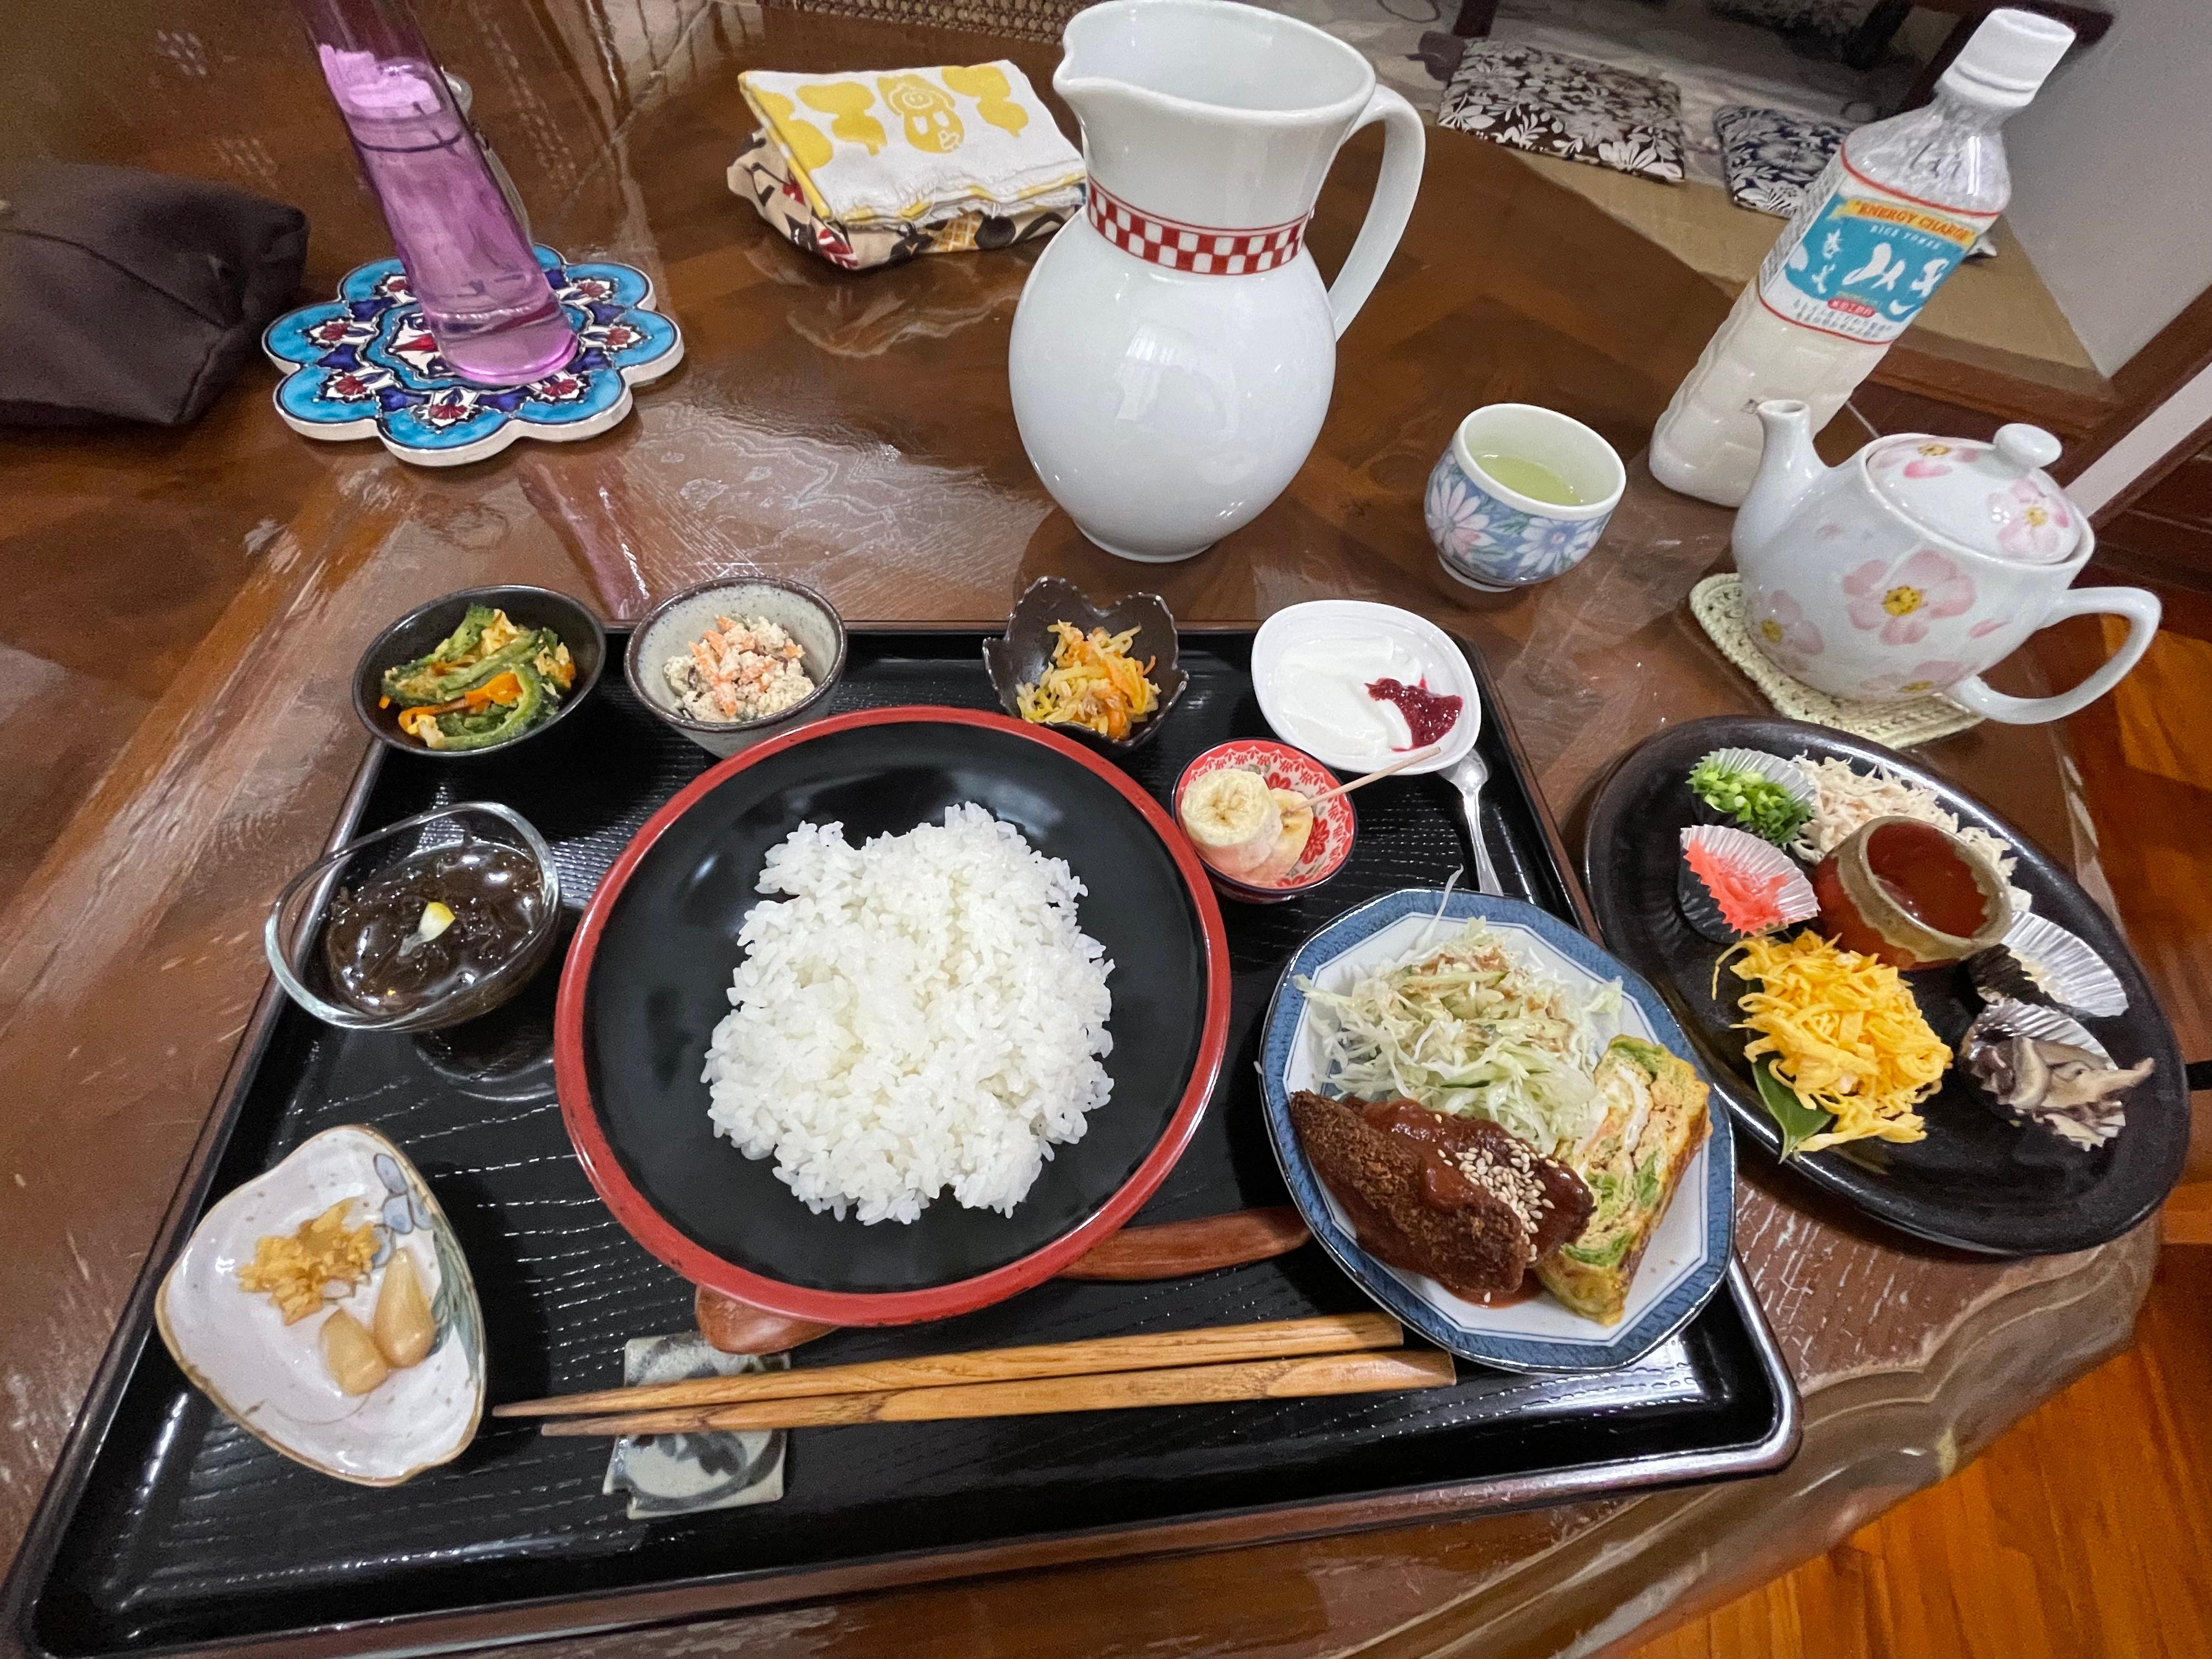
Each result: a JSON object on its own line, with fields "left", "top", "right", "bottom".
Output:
{"left": 0, "top": 161, "right": 306, "bottom": 426}
{"left": 729, "top": 128, "right": 1077, "bottom": 270}
{"left": 736, "top": 62, "right": 1083, "bottom": 232}
{"left": 1439, "top": 45, "right": 1684, "bottom": 184}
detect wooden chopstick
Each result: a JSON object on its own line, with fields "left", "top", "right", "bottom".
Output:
{"left": 535, "top": 1348, "right": 1455, "bottom": 1437}
{"left": 1305, "top": 744, "right": 1440, "bottom": 805}
{"left": 496, "top": 1312, "right": 1400, "bottom": 1420}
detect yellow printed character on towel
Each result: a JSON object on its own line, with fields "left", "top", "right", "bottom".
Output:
{"left": 799, "top": 81, "right": 885, "bottom": 154}
{"left": 747, "top": 87, "right": 833, "bottom": 177}
{"left": 941, "top": 64, "right": 1026, "bottom": 137}
{"left": 878, "top": 74, "right": 963, "bottom": 153}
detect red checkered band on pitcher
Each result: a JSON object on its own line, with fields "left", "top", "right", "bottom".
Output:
{"left": 1084, "top": 178, "right": 1307, "bottom": 274}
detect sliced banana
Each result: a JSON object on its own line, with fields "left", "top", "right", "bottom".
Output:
{"left": 1249, "top": 789, "right": 1316, "bottom": 885}
{"left": 1180, "top": 769, "right": 1282, "bottom": 876}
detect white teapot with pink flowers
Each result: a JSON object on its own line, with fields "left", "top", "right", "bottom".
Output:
{"left": 1731, "top": 399, "right": 2161, "bottom": 723}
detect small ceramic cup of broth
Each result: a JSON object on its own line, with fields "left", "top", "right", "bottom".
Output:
{"left": 1424, "top": 403, "right": 1627, "bottom": 591}
{"left": 1812, "top": 816, "right": 2012, "bottom": 969}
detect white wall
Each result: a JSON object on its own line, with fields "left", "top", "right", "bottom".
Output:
{"left": 2002, "top": 0, "right": 2212, "bottom": 377}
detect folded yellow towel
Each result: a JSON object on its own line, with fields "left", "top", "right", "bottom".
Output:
{"left": 737, "top": 62, "right": 1084, "bottom": 229}
{"left": 730, "top": 129, "right": 1080, "bottom": 271}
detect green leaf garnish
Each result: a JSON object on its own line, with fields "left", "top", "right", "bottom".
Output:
{"left": 1752, "top": 1059, "right": 1832, "bottom": 1161}
{"left": 1686, "top": 759, "right": 1811, "bottom": 846}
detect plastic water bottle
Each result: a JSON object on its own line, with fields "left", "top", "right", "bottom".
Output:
{"left": 295, "top": 0, "right": 576, "bottom": 388}
{"left": 1649, "top": 9, "right": 2074, "bottom": 507}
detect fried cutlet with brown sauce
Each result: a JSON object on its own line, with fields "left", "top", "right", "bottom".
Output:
{"left": 1288, "top": 1091, "right": 1594, "bottom": 1302}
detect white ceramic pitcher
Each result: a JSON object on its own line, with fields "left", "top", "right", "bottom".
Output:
{"left": 1008, "top": 0, "right": 1424, "bottom": 562}
{"left": 1733, "top": 399, "right": 2161, "bottom": 724}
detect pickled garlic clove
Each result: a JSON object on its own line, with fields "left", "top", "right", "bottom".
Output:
{"left": 372, "top": 1248, "right": 436, "bottom": 1370}
{"left": 322, "top": 1308, "right": 391, "bottom": 1395}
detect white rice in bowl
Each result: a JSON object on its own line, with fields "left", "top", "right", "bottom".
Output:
{"left": 701, "top": 804, "right": 1115, "bottom": 1224}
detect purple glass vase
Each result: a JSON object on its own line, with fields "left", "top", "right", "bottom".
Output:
{"left": 295, "top": 0, "right": 576, "bottom": 387}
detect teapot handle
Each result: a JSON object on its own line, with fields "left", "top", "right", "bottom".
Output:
{"left": 1945, "top": 586, "right": 2162, "bottom": 724}
{"left": 1328, "top": 86, "right": 1424, "bottom": 340}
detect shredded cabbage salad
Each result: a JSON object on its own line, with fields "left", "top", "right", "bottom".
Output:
{"left": 1300, "top": 921, "right": 1621, "bottom": 1155}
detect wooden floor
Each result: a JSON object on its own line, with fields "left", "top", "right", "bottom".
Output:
{"left": 1626, "top": 578, "right": 2212, "bottom": 1659}
{"left": 1628, "top": 1244, "right": 2212, "bottom": 1659}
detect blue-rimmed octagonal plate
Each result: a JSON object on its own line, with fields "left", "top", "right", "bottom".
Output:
{"left": 1260, "top": 889, "right": 1735, "bottom": 1373}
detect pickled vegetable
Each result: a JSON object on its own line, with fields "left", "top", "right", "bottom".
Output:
{"left": 236, "top": 1202, "right": 377, "bottom": 1322}
{"left": 381, "top": 606, "right": 576, "bottom": 750}
{"left": 371, "top": 1249, "right": 436, "bottom": 1369}
{"left": 321, "top": 840, "right": 548, "bottom": 1019}
{"left": 321, "top": 1308, "right": 391, "bottom": 1395}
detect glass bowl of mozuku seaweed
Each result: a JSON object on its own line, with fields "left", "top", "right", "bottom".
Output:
{"left": 265, "top": 801, "right": 563, "bottom": 1032}
{"left": 353, "top": 585, "right": 606, "bottom": 759}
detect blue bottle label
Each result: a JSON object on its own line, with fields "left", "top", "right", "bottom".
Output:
{"left": 1757, "top": 160, "right": 1993, "bottom": 345}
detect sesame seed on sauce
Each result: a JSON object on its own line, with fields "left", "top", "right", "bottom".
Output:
{"left": 1453, "top": 1142, "right": 1550, "bottom": 1241}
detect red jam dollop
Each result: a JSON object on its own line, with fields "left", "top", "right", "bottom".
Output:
{"left": 1365, "top": 677, "right": 1462, "bottom": 749}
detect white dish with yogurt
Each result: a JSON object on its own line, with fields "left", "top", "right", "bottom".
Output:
{"left": 1251, "top": 602, "right": 1480, "bottom": 775}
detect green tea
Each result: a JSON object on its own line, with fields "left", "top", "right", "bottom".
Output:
{"left": 1474, "top": 451, "right": 1583, "bottom": 506}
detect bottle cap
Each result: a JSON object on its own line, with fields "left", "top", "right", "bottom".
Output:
{"left": 1942, "top": 8, "right": 2075, "bottom": 105}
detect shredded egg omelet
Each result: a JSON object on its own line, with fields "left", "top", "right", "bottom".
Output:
{"left": 1722, "top": 932, "right": 1950, "bottom": 1151}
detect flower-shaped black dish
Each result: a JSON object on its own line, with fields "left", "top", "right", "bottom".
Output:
{"left": 981, "top": 575, "right": 1189, "bottom": 757}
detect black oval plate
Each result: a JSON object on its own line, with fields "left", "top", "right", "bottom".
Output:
{"left": 555, "top": 708, "right": 1229, "bottom": 1322}
{"left": 1583, "top": 715, "right": 2185, "bottom": 1257}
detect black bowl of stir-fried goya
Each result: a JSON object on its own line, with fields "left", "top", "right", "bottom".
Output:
{"left": 354, "top": 585, "right": 606, "bottom": 757}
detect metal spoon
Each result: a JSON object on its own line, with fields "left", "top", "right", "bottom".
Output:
{"left": 1444, "top": 749, "right": 1504, "bottom": 895}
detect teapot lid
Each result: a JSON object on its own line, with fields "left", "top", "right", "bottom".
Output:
{"left": 1863, "top": 424, "right": 2080, "bottom": 562}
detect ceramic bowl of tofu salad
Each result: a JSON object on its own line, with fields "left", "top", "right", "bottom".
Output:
{"left": 623, "top": 577, "right": 848, "bottom": 758}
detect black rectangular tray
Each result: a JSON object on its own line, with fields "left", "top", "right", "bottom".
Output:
{"left": 8, "top": 630, "right": 1797, "bottom": 1659}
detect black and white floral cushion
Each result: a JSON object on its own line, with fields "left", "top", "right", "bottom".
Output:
{"left": 1439, "top": 45, "right": 1685, "bottom": 184}
{"left": 1714, "top": 104, "right": 1850, "bottom": 216}
{"left": 1714, "top": 104, "right": 1997, "bottom": 257}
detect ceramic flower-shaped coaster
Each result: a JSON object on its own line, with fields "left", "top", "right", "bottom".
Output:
{"left": 262, "top": 245, "right": 682, "bottom": 467}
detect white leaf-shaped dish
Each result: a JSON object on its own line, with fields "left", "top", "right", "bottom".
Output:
{"left": 156, "top": 1125, "right": 485, "bottom": 1486}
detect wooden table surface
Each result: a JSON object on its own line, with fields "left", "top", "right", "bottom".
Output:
{"left": 0, "top": 3, "right": 2156, "bottom": 1655}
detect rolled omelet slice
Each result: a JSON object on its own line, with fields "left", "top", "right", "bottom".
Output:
{"left": 1537, "top": 1035, "right": 1710, "bottom": 1325}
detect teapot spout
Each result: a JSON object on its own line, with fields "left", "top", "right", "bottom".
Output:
{"left": 1733, "top": 399, "right": 1827, "bottom": 564}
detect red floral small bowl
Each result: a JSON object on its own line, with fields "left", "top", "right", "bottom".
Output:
{"left": 1173, "top": 740, "right": 1356, "bottom": 905}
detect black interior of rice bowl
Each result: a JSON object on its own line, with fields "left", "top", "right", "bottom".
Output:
{"left": 554, "top": 707, "right": 1231, "bottom": 1323}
